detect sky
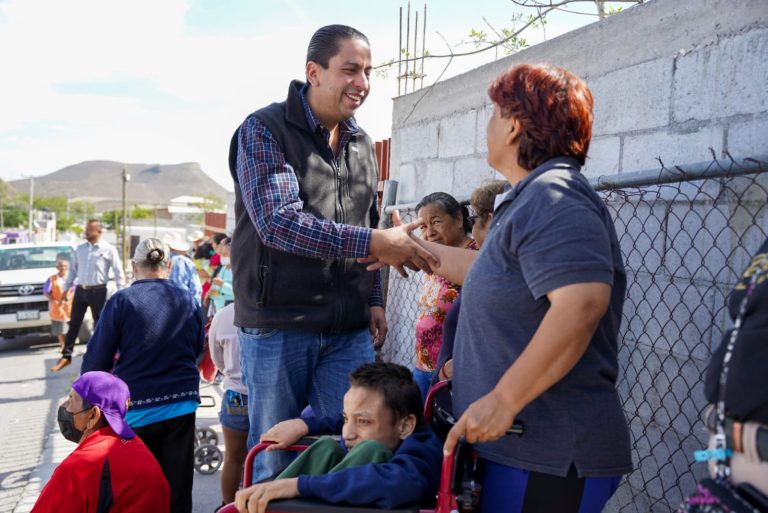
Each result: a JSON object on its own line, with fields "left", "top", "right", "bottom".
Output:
{"left": 0, "top": 0, "right": 631, "bottom": 191}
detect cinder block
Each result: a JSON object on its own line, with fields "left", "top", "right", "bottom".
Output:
{"left": 591, "top": 58, "right": 672, "bottom": 136}
{"left": 475, "top": 103, "right": 494, "bottom": 155}
{"left": 622, "top": 272, "right": 668, "bottom": 359}
{"left": 664, "top": 202, "right": 732, "bottom": 284}
{"left": 673, "top": 29, "right": 768, "bottom": 123}
{"left": 603, "top": 200, "right": 668, "bottom": 276}
{"left": 624, "top": 413, "right": 705, "bottom": 511}
{"left": 393, "top": 121, "right": 439, "bottom": 163}
{"left": 452, "top": 157, "right": 498, "bottom": 200}
{"left": 438, "top": 110, "right": 477, "bottom": 158}
{"left": 583, "top": 136, "right": 621, "bottom": 178}
{"left": 621, "top": 127, "right": 723, "bottom": 175}
{"left": 726, "top": 117, "right": 768, "bottom": 158}
{"left": 395, "top": 163, "right": 417, "bottom": 204}
{"left": 417, "top": 159, "right": 454, "bottom": 199}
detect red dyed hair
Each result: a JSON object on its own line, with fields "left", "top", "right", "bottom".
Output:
{"left": 488, "top": 63, "right": 593, "bottom": 171}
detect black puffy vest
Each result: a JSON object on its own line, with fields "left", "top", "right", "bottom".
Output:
{"left": 229, "top": 81, "right": 379, "bottom": 333}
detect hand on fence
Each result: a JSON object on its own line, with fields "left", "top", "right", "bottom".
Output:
{"left": 362, "top": 210, "right": 438, "bottom": 277}
{"left": 260, "top": 418, "right": 309, "bottom": 450}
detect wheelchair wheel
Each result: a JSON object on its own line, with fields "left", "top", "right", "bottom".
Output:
{"left": 195, "top": 426, "right": 219, "bottom": 447}
{"left": 193, "top": 444, "right": 223, "bottom": 474}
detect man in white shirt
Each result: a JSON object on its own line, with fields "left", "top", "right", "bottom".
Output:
{"left": 51, "top": 220, "right": 125, "bottom": 373}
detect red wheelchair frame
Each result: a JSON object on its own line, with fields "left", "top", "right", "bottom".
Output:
{"left": 218, "top": 380, "right": 522, "bottom": 513}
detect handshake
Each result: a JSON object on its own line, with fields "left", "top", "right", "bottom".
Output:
{"left": 361, "top": 211, "right": 438, "bottom": 278}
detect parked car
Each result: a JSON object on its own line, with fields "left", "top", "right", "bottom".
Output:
{"left": 0, "top": 242, "right": 91, "bottom": 340}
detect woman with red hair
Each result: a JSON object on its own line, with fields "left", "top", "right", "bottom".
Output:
{"left": 394, "top": 63, "right": 632, "bottom": 511}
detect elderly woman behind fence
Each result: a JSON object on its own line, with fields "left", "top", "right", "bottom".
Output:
{"left": 393, "top": 63, "right": 632, "bottom": 513}
{"left": 81, "top": 237, "right": 205, "bottom": 513}
{"left": 413, "top": 192, "right": 478, "bottom": 399}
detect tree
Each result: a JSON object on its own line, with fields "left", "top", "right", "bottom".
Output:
{"left": 101, "top": 210, "right": 123, "bottom": 230}
{"left": 0, "top": 179, "right": 9, "bottom": 230}
{"left": 131, "top": 205, "right": 153, "bottom": 219}
{"left": 376, "top": 1, "right": 643, "bottom": 90}
{"left": 199, "top": 193, "right": 225, "bottom": 212}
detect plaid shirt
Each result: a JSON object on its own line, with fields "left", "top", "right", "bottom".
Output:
{"left": 236, "top": 86, "right": 383, "bottom": 307}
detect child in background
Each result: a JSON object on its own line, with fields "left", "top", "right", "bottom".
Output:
{"left": 43, "top": 257, "right": 74, "bottom": 350}
{"left": 209, "top": 303, "right": 249, "bottom": 509}
{"left": 207, "top": 237, "right": 233, "bottom": 315}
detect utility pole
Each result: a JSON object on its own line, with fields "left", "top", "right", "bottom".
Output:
{"left": 28, "top": 177, "right": 34, "bottom": 241}
{"left": 121, "top": 167, "right": 130, "bottom": 266}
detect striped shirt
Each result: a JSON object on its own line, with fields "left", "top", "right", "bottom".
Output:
{"left": 236, "top": 85, "right": 382, "bottom": 306}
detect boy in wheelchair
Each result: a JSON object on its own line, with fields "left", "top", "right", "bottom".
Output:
{"left": 233, "top": 363, "right": 443, "bottom": 513}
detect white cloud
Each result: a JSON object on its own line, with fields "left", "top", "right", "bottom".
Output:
{"left": 0, "top": 0, "right": 606, "bottom": 189}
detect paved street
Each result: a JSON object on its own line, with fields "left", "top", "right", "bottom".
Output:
{"left": 0, "top": 334, "right": 226, "bottom": 513}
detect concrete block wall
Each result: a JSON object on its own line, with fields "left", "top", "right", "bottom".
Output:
{"left": 390, "top": 0, "right": 768, "bottom": 198}
{"left": 387, "top": 0, "right": 768, "bottom": 510}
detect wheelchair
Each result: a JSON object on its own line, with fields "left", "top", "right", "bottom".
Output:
{"left": 217, "top": 380, "right": 523, "bottom": 513}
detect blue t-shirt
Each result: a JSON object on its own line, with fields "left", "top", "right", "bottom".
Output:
{"left": 453, "top": 157, "right": 632, "bottom": 478}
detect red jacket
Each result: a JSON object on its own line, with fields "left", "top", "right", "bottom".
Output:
{"left": 31, "top": 427, "right": 169, "bottom": 513}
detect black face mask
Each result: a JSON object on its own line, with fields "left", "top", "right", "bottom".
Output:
{"left": 57, "top": 404, "right": 89, "bottom": 443}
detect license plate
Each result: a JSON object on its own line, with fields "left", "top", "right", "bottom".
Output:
{"left": 16, "top": 310, "right": 40, "bottom": 321}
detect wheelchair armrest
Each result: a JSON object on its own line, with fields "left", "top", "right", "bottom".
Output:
{"left": 243, "top": 436, "right": 341, "bottom": 487}
{"left": 218, "top": 498, "right": 420, "bottom": 513}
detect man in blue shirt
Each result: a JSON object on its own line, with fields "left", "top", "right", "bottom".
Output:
{"left": 51, "top": 219, "right": 125, "bottom": 373}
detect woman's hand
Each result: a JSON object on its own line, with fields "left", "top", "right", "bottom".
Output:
{"left": 235, "top": 478, "right": 299, "bottom": 513}
{"left": 212, "top": 277, "right": 224, "bottom": 286}
{"left": 443, "top": 388, "right": 517, "bottom": 456}
{"left": 438, "top": 359, "right": 453, "bottom": 380}
{"left": 259, "top": 419, "right": 309, "bottom": 450}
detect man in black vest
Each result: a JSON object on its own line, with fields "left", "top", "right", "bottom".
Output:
{"left": 229, "top": 24, "right": 435, "bottom": 483}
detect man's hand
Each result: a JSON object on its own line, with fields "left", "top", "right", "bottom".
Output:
{"left": 369, "top": 306, "right": 387, "bottom": 350}
{"left": 260, "top": 419, "right": 309, "bottom": 451}
{"left": 235, "top": 478, "right": 299, "bottom": 513}
{"left": 365, "top": 211, "right": 438, "bottom": 277}
{"left": 443, "top": 388, "right": 517, "bottom": 456}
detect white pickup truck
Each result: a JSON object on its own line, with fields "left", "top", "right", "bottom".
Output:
{"left": 0, "top": 242, "right": 76, "bottom": 338}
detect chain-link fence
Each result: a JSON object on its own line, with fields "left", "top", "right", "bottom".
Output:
{"left": 379, "top": 154, "right": 768, "bottom": 512}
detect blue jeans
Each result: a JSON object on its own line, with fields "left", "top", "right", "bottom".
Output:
{"left": 412, "top": 368, "right": 435, "bottom": 403}
{"left": 238, "top": 327, "right": 375, "bottom": 483}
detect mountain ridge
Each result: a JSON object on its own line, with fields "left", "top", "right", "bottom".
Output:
{"left": 9, "top": 160, "right": 228, "bottom": 211}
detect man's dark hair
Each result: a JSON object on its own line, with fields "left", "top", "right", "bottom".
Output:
{"left": 350, "top": 362, "right": 424, "bottom": 428}
{"left": 87, "top": 219, "right": 102, "bottom": 229}
{"left": 306, "top": 24, "right": 369, "bottom": 68}
{"left": 212, "top": 233, "right": 227, "bottom": 245}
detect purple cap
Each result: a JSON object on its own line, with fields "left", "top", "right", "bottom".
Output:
{"left": 72, "top": 371, "right": 135, "bottom": 439}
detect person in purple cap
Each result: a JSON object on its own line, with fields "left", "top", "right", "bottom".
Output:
{"left": 31, "top": 371, "right": 170, "bottom": 513}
